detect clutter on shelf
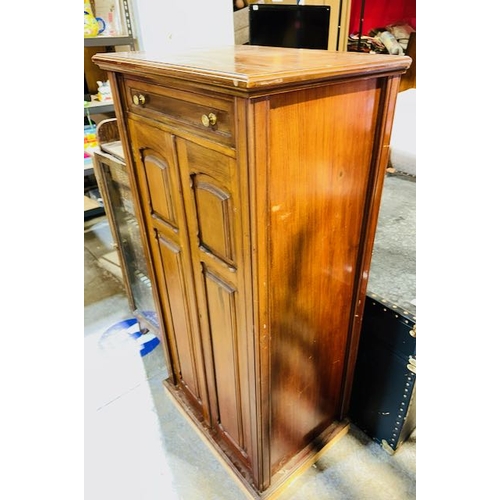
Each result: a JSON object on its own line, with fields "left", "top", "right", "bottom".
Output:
{"left": 84, "top": 1, "right": 106, "bottom": 37}
{"left": 84, "top": 0, "right": 126, "bottom": 37}
{"left": 96, "top": 80, "right": 112, "bottom": 101}
{"left": 348, "top": 22, "right": 414, "bottom": 54}
{"left": 93, "top": 0, "right": 126, "bottom": 36}
{"left": 84, "top": 150, "right": 93, "bottom": 167}
{"left": 84, "top": 105, "right": 98, "bottom": 152}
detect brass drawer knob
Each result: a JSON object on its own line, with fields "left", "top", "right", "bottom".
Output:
{"left": 132, "top": 94, "right": 146, "bottom": 106}
{"left": 201, "top": 112, "right": 217, "bottom": 127}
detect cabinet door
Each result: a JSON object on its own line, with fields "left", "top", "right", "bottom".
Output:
{"left": 177, "top": 138, "right": 254, "bottom": 471}
{"left": 128, "top": 118, "right": 210, "bottom": 420}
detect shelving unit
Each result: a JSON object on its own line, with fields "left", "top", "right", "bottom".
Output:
{"left": 84, "top": 35, "right": 134, "bottom": 48}
{"left": 85, "top": 97, "right": 115, "bottom": 116}
{"left": 84, "top": 0, "right": 137, "bottom": 219}
{"left": 92, "top": 119, "right": 160, "bottom": 334}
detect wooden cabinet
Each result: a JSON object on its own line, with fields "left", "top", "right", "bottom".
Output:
{"left": 93, "top": 45, "right": 411, "bottom": 498}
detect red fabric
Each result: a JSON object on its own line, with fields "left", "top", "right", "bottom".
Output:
{"left": 348, "top": 0, "right": 416, "bottom": 35}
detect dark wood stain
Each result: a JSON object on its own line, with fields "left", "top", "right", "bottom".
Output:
{"left": 93, "top": 45, "right": 410, "bottom": 499}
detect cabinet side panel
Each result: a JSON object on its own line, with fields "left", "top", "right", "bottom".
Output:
{"left": 266, "top": 80, "right": 382, "bottom": 471}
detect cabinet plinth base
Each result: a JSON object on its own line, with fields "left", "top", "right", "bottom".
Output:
{"left": 163, "top": 379, "right": 350, "bottom": 499}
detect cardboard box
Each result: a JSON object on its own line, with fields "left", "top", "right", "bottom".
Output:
{"left": 234, "top": 7, "right": 249, "bottom": 45}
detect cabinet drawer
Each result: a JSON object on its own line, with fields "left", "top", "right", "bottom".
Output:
{"left": 123, "top": 78, "right": 235, "bottom": 146}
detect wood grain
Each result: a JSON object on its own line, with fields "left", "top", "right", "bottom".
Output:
{"left": 93, "top": 45, "right": 411, "bottom": 91}
{"left": 93, "top": 45, "right": 410, "bottom": 498}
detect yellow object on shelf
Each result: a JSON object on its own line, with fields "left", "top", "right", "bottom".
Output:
{"left": 84, "top": 1, "right": 105, "bottom": 37}
{"left": 84, "top": 125, "right": 98, "bottom": 151}
{"left": 84, "top": 101, "right": 98, "bottom": 150}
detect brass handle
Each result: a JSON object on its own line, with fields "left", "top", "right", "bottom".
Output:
{"left": 132, "top": 94, "right": 146, "bottom": 106}
{"left": 201, "top": 113, "right": 217, "bottom": 127}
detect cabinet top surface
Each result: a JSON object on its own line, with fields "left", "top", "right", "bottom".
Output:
{"left": 92, "top": 45, "right": 411, "bottom": 91}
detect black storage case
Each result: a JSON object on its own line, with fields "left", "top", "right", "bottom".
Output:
{"left": 349, "top": 292, "right": 416, "bottom": 454}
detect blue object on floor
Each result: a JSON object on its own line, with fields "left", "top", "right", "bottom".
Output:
{"left": 99, "top": 318, "right": 160, "bottom": 357}
{"left": 137, "top": 332, "right": 160, "bottom": 357}
{"left": 139, "top": 310, "right": 160, "bottom": 330}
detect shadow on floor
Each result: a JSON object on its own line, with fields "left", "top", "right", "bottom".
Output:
{"left": 84, "top": 215, "right": 416, "bottom": 500}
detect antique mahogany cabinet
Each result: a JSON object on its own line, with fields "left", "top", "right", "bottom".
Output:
{"left": 93, "top": 46, "right": 411, "bottom": 498}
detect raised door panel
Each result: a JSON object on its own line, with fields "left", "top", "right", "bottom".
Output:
{"left": 203, "top": 269, "right": 241, "bottom": 445}
{"left": 176, "top": 137, "right": 253, "bottom": 471}
{"left": 156, "top": 235, "right": 200, "bottom": 401}
{"left": 142, "top": 153, "right": 177, "bottom": 230}
{"left": 127, "top": 118, "right": 209, "bottom": 418}
{"left": 192, "top": 174, "right": 235, "bottom": 267}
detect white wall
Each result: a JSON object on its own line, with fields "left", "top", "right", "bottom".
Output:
{"left": 130, "top": 0, "right": 235, "bottom": 52}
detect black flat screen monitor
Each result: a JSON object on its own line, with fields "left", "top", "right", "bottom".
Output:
{"left": 249, "top": 4, "right": 330, "bottom": 50}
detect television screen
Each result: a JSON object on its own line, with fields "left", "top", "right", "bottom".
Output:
{"left": 249, "top": 4, "right": 330, "bottom": 50}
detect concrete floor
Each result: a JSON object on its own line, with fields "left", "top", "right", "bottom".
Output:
{"left": 368, "top": 173, "right": 416, "bottom": 316}
{"left": 84, "top": 173, "right": 416, "bottom": 499}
